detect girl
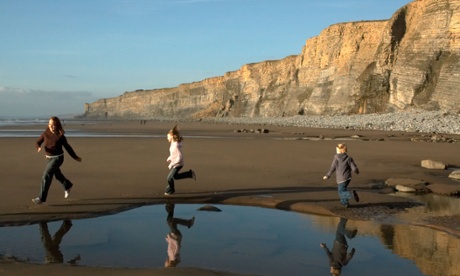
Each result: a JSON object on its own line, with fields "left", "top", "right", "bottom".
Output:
{"left": 323, "top": 143, "right": 359, "bottom": 208}
{"left": 165, "top": 125, "right": 196, "bottom": 195}
{"left": 33, "top": 116, "right": 82, "bottom": 204}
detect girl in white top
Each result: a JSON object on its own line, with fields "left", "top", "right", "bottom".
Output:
{"left": 165, "top": 125, "right": 196, "bottom": 195}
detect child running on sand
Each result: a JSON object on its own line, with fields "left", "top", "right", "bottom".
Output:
{"left": 323, "top": 143, "right": 359, "bottom": 208}
{"left": 165, "top": 125, "right": 196, "bottom": 195}
{"left": 33, "top": 116, "right": 82, "bottom": 204}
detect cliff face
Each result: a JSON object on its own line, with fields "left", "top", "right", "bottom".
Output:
{"left": 82, "top": 0, "right": 460, "bottom": 119}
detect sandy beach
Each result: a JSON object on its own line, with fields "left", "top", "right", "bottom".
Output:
{"left": 1, "top": 120, "right": 460, "bottom": 275}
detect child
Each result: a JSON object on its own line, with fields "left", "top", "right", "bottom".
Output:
{"left": 323, "top": 143, "right": 359, "bottom": 208}
{"left": 33, "top": 116, "right": 82, "bottom": 204}
{"left": 165, "top": 125, "right": 196, "bottom": 195}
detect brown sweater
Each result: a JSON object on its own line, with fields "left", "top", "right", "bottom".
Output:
{"left": 36, "top": 128, "right": 79, "bottom": 160}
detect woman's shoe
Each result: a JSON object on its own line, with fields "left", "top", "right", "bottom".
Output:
{"left": 32, "top": 197, "right": 42, "bottom": 204}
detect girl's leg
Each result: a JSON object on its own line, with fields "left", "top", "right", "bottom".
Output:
{"left": 39, "top": 157, "right": 64, "bottom": 202}
{"left": 174, "top": 168, "right": 195, "bottom": 180}
{"left": 337, "top": 180, "right": 352, "bottom": 207}
{"left": 166, "top": 166, "right": 180, "bottom": 194}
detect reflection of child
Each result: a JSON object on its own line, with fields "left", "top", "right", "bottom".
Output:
{"left": 165, "top": 125, "right": 196, "bottom": 195}
{"left": 323, "top": 143, "right": 359, "bottom": 208}
{"left": 320, "top": 218, "right": 357, "bottom": 276}
{"left": 164, "top": 203, "right": 195, "bottom": 268}
{"left": 165, "top": 231, "right": 182, "bottom": 267}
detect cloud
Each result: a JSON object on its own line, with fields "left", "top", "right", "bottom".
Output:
{"left": 0, "top": 86, "right": 98, "bottom": 118}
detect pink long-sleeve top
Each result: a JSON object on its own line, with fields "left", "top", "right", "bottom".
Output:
{"left": 165, "top": 233, "right": 182, "bottom": 261}
{"left": 167, "top": 141, "right": 184, "bottom": 169}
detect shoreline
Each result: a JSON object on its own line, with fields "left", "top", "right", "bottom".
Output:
{"left": 73, "top": 109, "right": 460, "bottom": 134}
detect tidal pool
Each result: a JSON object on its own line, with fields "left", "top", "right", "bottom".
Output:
{"left": 1, "top": 204, "right": 457, "bottom": 275}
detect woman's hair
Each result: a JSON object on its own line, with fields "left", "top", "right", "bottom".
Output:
{"left": 330, "top": 267, "right": 341, "bottom": 276}
{"left": 49, "top": 116, "right": 65, "bottom": 137}
{"left": 336, "top": 143, "right": 347, "bottom": 153}
{"left": 168, "top": 125, "right": 183, "bottom": 142}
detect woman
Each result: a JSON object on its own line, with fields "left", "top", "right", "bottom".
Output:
{"left": 33, "top": 116, "right": 82, "bottom": 204}
{"left": 165, "top": 125, "right": 196, "bottom": 195}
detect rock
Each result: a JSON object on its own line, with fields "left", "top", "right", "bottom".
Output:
{"left": 426, "top": 183, "right": 460, "bottom": 196}
{"left": 385, "top": 178, "right": 426, "bottom": 187}
{"left": 387, "top": 178, "right": 429, "bottom": 193}
{"left": 81, "top": 0, "right": 460, "bottom": 120}
{"left": 368, "top": 180, "right": 386, "bottom": 189}
{"left": 421, "top": 160, "right": 446, "bottom": 170}
{"left": 395, "top": 184, "right": 417, "bottom": 193}
{"left": 448, "top": 170, "right": 460, "bottom": 180}
{"left": 197, "top": 205, "right": 222, "bottom": 212}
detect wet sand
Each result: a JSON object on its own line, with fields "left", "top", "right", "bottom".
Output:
{"left": 1, "top": 120, "right": 460, "bottom": 275}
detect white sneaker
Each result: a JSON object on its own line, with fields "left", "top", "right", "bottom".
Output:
{"left": 65, "top": 188, "right": 71, "bottom": 198}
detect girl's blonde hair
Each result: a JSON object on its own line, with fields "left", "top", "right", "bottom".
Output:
{"left": 336, "top": 143, "right": 347, "bottom": 153}
{"left": 168, "top": 125, "right": 183, "bottom": 142}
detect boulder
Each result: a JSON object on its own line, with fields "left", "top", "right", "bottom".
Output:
{"left": 421, "top": 160, "right": 446, "bottom": 170}
{"left": 385, "top": 178, "right": 426, "bottom": 187}
{"left": 426, "top": 183, "right": 460, "bottom": 196}
{"left": 197, "top": 205, "right": 222, "bottom": 212}
{"left": 448, "top": 170, "right": 460, "bottom": 180}
{"left": 395, "top": 184, "right": 417, "bottom": 193}
{"left": 386, "top": 178, "right": 429, "bottom": 193}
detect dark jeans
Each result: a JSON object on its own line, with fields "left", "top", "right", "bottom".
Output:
{"left": 337, "top": 179, "right": 352, "bottom": 206}
{"left": 165, "top": 166, "right": 193, "bottom": 193}
{"left": 40, "top": 220, "right": 72, "bottom": 263}
{"left": 39, "top": 156, "right": 72, "bottom": 202}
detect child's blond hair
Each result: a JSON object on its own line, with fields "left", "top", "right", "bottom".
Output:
{"left": 168, "top": 125, "right": 183, "bottom": 142}
{"left": 336, "top": 143, "right": 347, "bottom": 154}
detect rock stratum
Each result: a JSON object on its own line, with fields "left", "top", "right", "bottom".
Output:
{"left": 81, "top": 0, "right": 460, "bottom": 120}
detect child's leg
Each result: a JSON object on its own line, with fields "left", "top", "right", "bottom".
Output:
{"left": 174, "top": 168, "right": 194, "bottom": 180}
{"left": 337, "top": 180, "right": 352, "bottom": 206}
{"left": 166, "top": 167, "right": 180, "bottom": 194}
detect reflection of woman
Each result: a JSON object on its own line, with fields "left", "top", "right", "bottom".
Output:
{"left": 164, "top": 203, "right": 195, "bottom": 267}
{"left": 39, "top": 220, "right": 72, "bottom": 263}
{"left": 33, "top": 116, "right": 82, "bottom": 204}
{"left": 320, "top": 218, "right": 357, "bottom": 276}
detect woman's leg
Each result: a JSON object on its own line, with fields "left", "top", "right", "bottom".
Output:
{"left": 39, "top": 157, "right": 64, "bottom": 202}
{"left": 54, "top": 158, "right": 73, "bottom": 191}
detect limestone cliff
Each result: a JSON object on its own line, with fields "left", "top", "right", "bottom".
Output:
{"left": 81, "top": 0, "right": 460, "bottom": 119}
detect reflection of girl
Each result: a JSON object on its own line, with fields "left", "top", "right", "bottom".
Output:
{"left": 165, "top": 126, "right": 196, "bottom": 195}
{"left": 165, "top": 231, "right": 182, "bottom": 267}
{"left": 164, "top": 203, "right": 195, "bottom": 267}
{"left": 33, "top": 116, "right": 82, "bottom": 204}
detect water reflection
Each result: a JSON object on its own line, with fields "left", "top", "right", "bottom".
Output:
{"left": 320, "top": 218, "right": 357, "bottom": 276}
{"left": 164, "top": 203, "right": 195, "bottom": 267}
{"left": 0, "top": 204, "right": 456, "bottom": 275}
{"left": 40, "top": 220, "right": 72, "bottom": 263}
{"left": 39, "top": 220, "right": 81, "bottom": 265}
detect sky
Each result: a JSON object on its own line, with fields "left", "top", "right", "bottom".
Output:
{"left": 0, "top": 0, "right": 412, "bottom": 118}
